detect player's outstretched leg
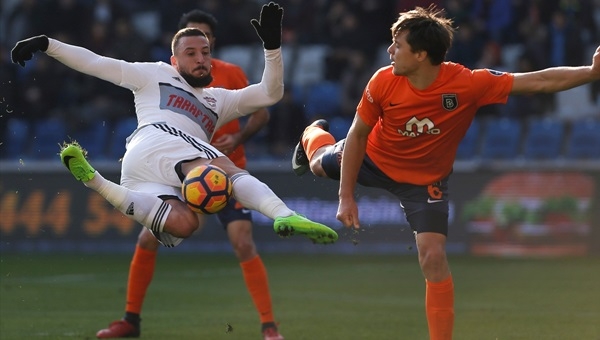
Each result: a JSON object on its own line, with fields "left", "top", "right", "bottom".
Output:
{"left": 291, "top": 119, "right": 329, "bottom": 176}
{"left": 59, "top": 141, "right": 183, "bottom": 248}
{"left": 274, "top": 213, "right": 338, "bottom": 244}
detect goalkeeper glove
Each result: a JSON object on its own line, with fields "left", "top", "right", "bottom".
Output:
{"left": 11, "top": 35, "right": 49, "bottom": 67}
{"left": 251, "top": 2, "right": 283, "bottom": 50}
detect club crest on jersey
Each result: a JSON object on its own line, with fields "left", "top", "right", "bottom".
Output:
{"left": 442, "top": 94, "right": 457, "bottom": 111}
{"left": 203, "top": 96, "right": 217, "bottom": 109}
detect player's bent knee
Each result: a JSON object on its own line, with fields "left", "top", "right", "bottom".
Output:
{"left": 138, "top": 228, "right": 161, "bottom": 250}
{"left": 232, "top": 238, "right": 256, "bottom": 257}
{"left": 319, "top": 147, "right": 342, "bottom": 180}
{"left": 166, "top": 201, "right": 202, "bottom": 238}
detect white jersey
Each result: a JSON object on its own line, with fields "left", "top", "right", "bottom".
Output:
{"left": 45, "top": 39, "right": 284, "bottom": 195}
{"left": 45, "top": 39, "right": 283, "bottom": 142}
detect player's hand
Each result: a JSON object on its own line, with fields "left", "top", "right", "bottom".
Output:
{"left": 11, "top": 35, "right": 49, "bottom": 67}
{"left": 250, "top": 2, "right": 283, "bottom": 50}
{"left": 212, "top": 133, "right": 240, "bottom": 155}
{"left": 336, "top": 196, "right": 360, "bottom": 229}
{"left": 590, "top": 45, "right": 600, "bottom": 80}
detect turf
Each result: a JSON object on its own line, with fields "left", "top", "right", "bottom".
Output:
{"left": 0, "top": 253, "right": 599, "bottom": 339}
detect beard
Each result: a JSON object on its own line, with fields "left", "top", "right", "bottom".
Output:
{"left": 180, "top": 70, "right": 213, "bottom": 88}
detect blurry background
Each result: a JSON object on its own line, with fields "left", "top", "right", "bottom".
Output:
{"left": 0, "top": 0, "right": 599, "bottom": 256}
{"left": 1, "top": 2, "right": 599, "bottom": 339}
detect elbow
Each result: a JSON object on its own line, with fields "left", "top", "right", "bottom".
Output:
{"left": 271, "top": 82, "right": 284, "bottom": 102}
{"left": 261, "top": 82, "right": 284, "bottom": 105}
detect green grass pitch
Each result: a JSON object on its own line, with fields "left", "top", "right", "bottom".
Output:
{"left": 1, "top": 253, "right": 599, "bottom": 339}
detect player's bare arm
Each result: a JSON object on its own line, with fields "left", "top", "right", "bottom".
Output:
{"left": 511, "top": 45, "right": 600, "bottom": 94}
{"left": 336, "top": 115, "right": 372, "bottom": 229}
{"left": 212, "top": 108, "right": 270, "bottom": 154}
{"left": 238, "top": 107, "right": 270, "bottom": 144}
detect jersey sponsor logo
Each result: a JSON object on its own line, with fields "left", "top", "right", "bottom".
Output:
{"left": 487, "top": 69, "right": 505, "bottom": 76}
{"left": 398, "top": 116, "right": 441, "bottom": 137}
{"left": 442, "top": 94, "right": 458, "bottom": 111}
{"left": 366, "top": 87, "right": 374, "bottom": 103}
{"left": 158, "top": 82, "right": 217, "bottom": 136}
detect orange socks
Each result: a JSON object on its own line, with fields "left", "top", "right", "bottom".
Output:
{"left": 125, "top": 245, "right": 157, "bottom": 314}
{"left": 302, "top": 125, "right": 336, "bottom": 160}
{"left": 425, "top": 275, "right": 454, "bottom": 340}
{"left": 240, "top": 256, "right": 274, "bottom": 324}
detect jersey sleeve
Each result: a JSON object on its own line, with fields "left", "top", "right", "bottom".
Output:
{"left": 46, "top": 38, "right": 154, "bottom": 91}
{"left": 472, "top": 69, "right": 514, "bottom": 107}
{"left": 356, "top": 69, "right": 386, "bottom": 127}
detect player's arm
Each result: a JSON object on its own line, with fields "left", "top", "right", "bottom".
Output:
{"left": 511, "top": 45, "right": 600, "bottom": 94}
{"left": 212, "top": 107, "right": 270, "bottom": 154}
{"left": 337, "top": 114, "right": 372, "bottom": 229}
{"left": 236, "top": 2, "right": 284, "bottom": 113}
{"left": 11, "top": 36, "right": 147, "bottom": 90}
{"left": 238, "top": 107, "right": 270, "bottom": 145}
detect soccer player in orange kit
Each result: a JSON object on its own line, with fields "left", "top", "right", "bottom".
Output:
{"left": 292, "top": 6, "right": 600, "bottom": 340}
{"left": 96, "top": 9, "right": 283, "bottom": 340}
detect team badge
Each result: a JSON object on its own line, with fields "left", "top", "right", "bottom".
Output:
{"left": 442, "top": 94, "right": 457, "bottom": 111}
{"left": 203, "top": 96, "right": 217, "bottom": 109}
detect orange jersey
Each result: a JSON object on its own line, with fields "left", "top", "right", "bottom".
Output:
{"left": 357, "top": 62, "right": 514, "bottom": 185}
{"left": 208, "top": 58, "right": 249, "bottom": 168}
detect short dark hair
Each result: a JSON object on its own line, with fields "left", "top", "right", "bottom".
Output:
{"left": 178, "top": 9, "right": 218, "bottom": 33}
{"left": 391, "top": 5, "right": 455, "bottom": 65}
{"left": 171, "top": 27, "right": 208, "bottom": 54}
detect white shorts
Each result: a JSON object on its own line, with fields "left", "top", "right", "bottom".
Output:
{"left": 120, "top": 123, "right": 224, "bottom": 196}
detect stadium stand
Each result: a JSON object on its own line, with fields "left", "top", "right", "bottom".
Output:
{"left": 480, "top": 117, "right": 523, "bottom": 160}
{"left": 456, "top": 119, "right": 481, "bottom": 160}
{"left": 565, "top": 118, "right": 600, "bottom": 159}
{"left": 29, "top": 118, "right": 67, "bottom": 160}
{"left": 522, "top": 118, "right": 565, "bottom": 160}
{"left": 3, "top": 119, "right": 30, "bottom": 160}
{"left": 106, "top": 117, "right": 138, "bottom": 161}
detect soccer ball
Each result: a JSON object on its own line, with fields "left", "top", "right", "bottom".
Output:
{"left": 181, "top": 164, "right": 233, "bottom": 214}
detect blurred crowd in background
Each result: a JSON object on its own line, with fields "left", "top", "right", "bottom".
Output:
{"left": 1, "top": 0, "right": 599, "bottom": 161}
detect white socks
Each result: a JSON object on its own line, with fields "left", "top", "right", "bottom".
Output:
{"left": 84, "top": 172, "right": 171, "bottom": 233}
{"left": 80, "top": 170, "right": 290, "bottom": 234}
{"left": 230, "top": 172, "right": 293, "bottom": 219}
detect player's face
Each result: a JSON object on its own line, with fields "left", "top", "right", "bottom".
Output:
{"left": 171, "top": 35, "right": 213, "bottom": 88}
{"left": 388, "top": 30, "right": 420, "bottom": 76}
{"left": 186, "top": 22, "right": 216, "bottom": 50}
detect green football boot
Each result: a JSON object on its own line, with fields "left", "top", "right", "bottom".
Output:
{"left": 59, "top": 141, "right": 96, "bottom": 182}
{"left": 274, "top": 213, "right": 338, "bottom": 244}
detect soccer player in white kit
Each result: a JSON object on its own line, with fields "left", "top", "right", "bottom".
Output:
{"left": 11, "top": 2, "right": 338, "bottom": 248}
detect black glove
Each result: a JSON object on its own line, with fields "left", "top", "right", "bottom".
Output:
{"left": 250, "top": 2, "right": 283, "bottom": 50}
{"left": 11, "top": 35, "right": 49, "bottom": 67}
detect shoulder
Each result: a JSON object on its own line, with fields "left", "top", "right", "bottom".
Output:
{"left": 372, "top": 65, "right": 395, "bottom": 79}
{"left": 369, "top": 66, "right": 397, "bottom": 89}
{"left": 440, "top": 61, "right": 472, "bottom": 77}
{"left": 368, "top": 66, "right": 403, "bottom": 94}
{"left": 210, "top": 58, "right": 249, "bottom": 89}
